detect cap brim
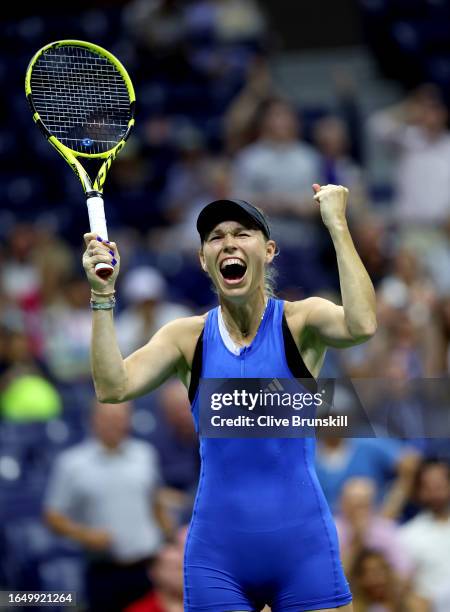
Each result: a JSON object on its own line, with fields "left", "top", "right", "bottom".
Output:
{"left": 196, "top": 199, "right": 269, "bottom": 241}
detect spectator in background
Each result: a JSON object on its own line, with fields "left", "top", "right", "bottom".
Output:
{"left": 368, "top": 84, "right": 450, "bottom": 252}
{"left": 433, "top": 295, "right": 450, "bottom": 375}
{"left": 232, "top": 97, "right": 319, "bottom": 222}
{"left": 423, "top": 214, "right": 450, "bottom": 297}
{"left": 0, "top": 223, "right": 41, "bottom": 307}
{"left": 352, "top": 246, "right": 440, "bottom": 380}
{"left": 399, "top": 459, "right": 450, "bottom": 612}
{"left": 348, "top": 213, "right": 391, "bottom": 289}
{"left": 224, "top": 56, "right": 276, "bottom": 154}
{"left": 377, "top": 248, "right": 436, "bottom": 326}
{"left": 0, "top": 328, "right": 41, "bottom": 384}
{"left": 1, "top": 372, "right": 61, "bottom": 423}
{"left": 41, "top": 273, "right": 93, "bottom": 383}
{"left": 350, "top": 549, "right": 430, "bottom": 612}
{"left": 232, "top": 97, "right": 328, "bottom": 291}
{"left": 44, "top": 400, "right": 173, "bottom": 612}
{"left": 315, "top": 436, "right": 419, "bottom": 514}
{"left": 123, "top": 0, "right": 187, "bottom": 67}
{"left": 335, "top": 477, "right": 413, "bottom": 577}
{"left": 153, "top": 380, "right": 199, "bottom": 496}
{"left": 116, "top": 266, "right": 192, "bottom": 356}
{"left": 125, "top": 525, "right": 187, "bottom": 612}
{"left": 32, "top": 223, "right": 76, "bottom": 306}
{"left": 156, "top": 156, "right": 235, "bottom": 307}
{"left": 159, "top": 155, "right": 233, "bottom": 257}
{"left": 312, "top": 115, "right": 366, "bottom": 215}
{"left": 184, "top": 0, "right": 267, "bottom": 78}
{"left": 162, "top": 126, "right": 211, "bottom": 226}
{"left": 201, "top": 0, "right": 266, "bottom": 44}
{"left": 1, "top": 221, "right": 75, "bottom": 307}
{"left": 0, "top": 223, "right": 44, "bottom": 358}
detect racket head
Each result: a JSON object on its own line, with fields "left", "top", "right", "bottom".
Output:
{"left": 25, "top": 39, "right": 135, "bottom": 159}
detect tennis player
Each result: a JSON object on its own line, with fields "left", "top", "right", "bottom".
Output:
{"left": 83, "top": 183, "right": 376, "bottom": 612}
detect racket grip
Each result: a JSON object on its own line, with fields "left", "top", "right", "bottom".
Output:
{"left": 86, "top": 193, "right": 114, "bottom": 279}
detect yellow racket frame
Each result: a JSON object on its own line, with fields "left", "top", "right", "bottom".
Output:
{"left": 25, "top": 39, "right": 136, "bottom": 194}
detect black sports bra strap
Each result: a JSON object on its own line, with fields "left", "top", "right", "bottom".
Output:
{"left": 188, "top": 328, "right": 204, "bottom": 404}
{"left": 282, "top": 312, "right": 317, "bottom": 391}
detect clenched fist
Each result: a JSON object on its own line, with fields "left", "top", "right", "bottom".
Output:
{"left": 312, "top": 184, "right": 349, "bottom": 229}
{"left": 82, "top": 232, "right": 120, "bottom": 293}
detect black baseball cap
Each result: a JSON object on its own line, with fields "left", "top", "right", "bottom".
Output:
{"left": 196, "top": 199, "right": 271, "bottom": 242}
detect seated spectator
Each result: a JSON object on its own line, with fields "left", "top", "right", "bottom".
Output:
{"left": 335, "top": 477, "right": 413, "bottom": 577}
{"left": 152, "top": 379, "right": 199, "bottom": 495}
{"left": 41, "top": 273, "right": 93, "bottom": 383}
{"left": 315, "top": 436, "right": 419, "bottom": 514}
{"left": 423, "top": 214, "right": 450, "bottom": 297}
{"left": 377, "top": 247, "right": 437, "bottom": 325}
{"left": 350, "top": 549, "right": 430, "bottom": 612}
{"left": 433, "top": 295, "right": 450, "bottom": 375}
{"left": 44, "top": 400, "right": 173, "bottom": 612}
{"left": 116, "top": 266, "right": 192, "bottom": 356}
{"left": 125, "top": 525, "right": 186, "bottom": 612}
{"left": 399, "top": 459, "right": 450, "bottom": 612}
{"left": 1, "top": 372, "right": 61, "bottom": 423}
{"left": 1, "top": 223, "right": 41, "bottom": 307}
{"left": 126, "top": 525, "right": 272, "bottom": 612}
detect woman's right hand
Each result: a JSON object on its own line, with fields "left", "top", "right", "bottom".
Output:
{"left": 82, "top": 232, "right": 120, "bottom": 293}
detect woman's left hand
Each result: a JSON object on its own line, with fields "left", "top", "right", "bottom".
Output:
{"left": 312, "top": 183, "right": 349, "bottom": 229}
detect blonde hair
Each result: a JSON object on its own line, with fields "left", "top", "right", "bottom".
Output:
{"left": 264, "top": 262, "right": 278, "bottom": 297}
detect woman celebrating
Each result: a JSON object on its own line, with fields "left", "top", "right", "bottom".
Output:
{"left": 83, "top": 184, "right": 376, "bottom": 612}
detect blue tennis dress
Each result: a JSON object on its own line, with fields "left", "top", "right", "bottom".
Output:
{"left": 186, "top": 297, "right": 352, "bottom": 611}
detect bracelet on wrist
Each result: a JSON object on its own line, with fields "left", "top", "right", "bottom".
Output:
{"left": 90, "top": 295, "right": 116, "bottom": 310}
{"left": 91, "top": 289, "right": 116, "bottom": 297}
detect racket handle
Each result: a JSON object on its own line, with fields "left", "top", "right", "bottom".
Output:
{"left": 86, "top": 193, "right": 114, "bottom": 279}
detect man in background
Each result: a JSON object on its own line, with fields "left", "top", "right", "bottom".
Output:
{"left": 44, "top": 400, "right": 172, "bottom": 612}
{"left": 399, "top": 459, "right": 450, "bottom": 612}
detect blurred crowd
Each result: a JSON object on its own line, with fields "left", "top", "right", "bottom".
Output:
{"left": 1, "top": 1, "right": 450, "bottom": 611}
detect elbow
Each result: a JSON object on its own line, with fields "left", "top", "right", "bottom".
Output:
{"left": 350, "top": 318, "right": 377, "bottom": 342}
{"left": 95, "top": 384, "right": 128, "bottom": 404}
{"left": 363, "top": 319, "right": 377, "bottom": 338}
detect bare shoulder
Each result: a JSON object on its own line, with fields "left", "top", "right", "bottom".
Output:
{"left": 284, "top": 296, "right": 338, "bottom": 327}
{"left": 283, "top": 297, "right": 319, "bottom": 332}
{"left": 164, "top": 313, "right": 207, "bottom": 334}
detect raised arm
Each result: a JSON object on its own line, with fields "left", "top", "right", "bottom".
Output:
{"left": 82, "top": 232, "right": 196, "bottom": 403}
{"left": 302, "top": 185, "right": 377, "bottom": 348}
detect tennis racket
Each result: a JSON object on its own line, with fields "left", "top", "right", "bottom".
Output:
{"left": 25, "top": 39, "right": 135, "bottom": 278}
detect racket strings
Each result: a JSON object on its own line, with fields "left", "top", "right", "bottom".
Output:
{"left": 30, "top": 46, "right": 132, "bottom": 155}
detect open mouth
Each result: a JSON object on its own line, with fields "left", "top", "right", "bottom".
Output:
{"left": 219, "top": 258, "right": 247, "bottom": 285}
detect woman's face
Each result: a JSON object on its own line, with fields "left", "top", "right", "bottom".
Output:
{"left": 199, "top": 220, "right": 275, "bottom": 300}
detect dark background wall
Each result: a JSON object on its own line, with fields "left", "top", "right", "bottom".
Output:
{"left": 261, "top": 0, "right": 363, "bottom": 50}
